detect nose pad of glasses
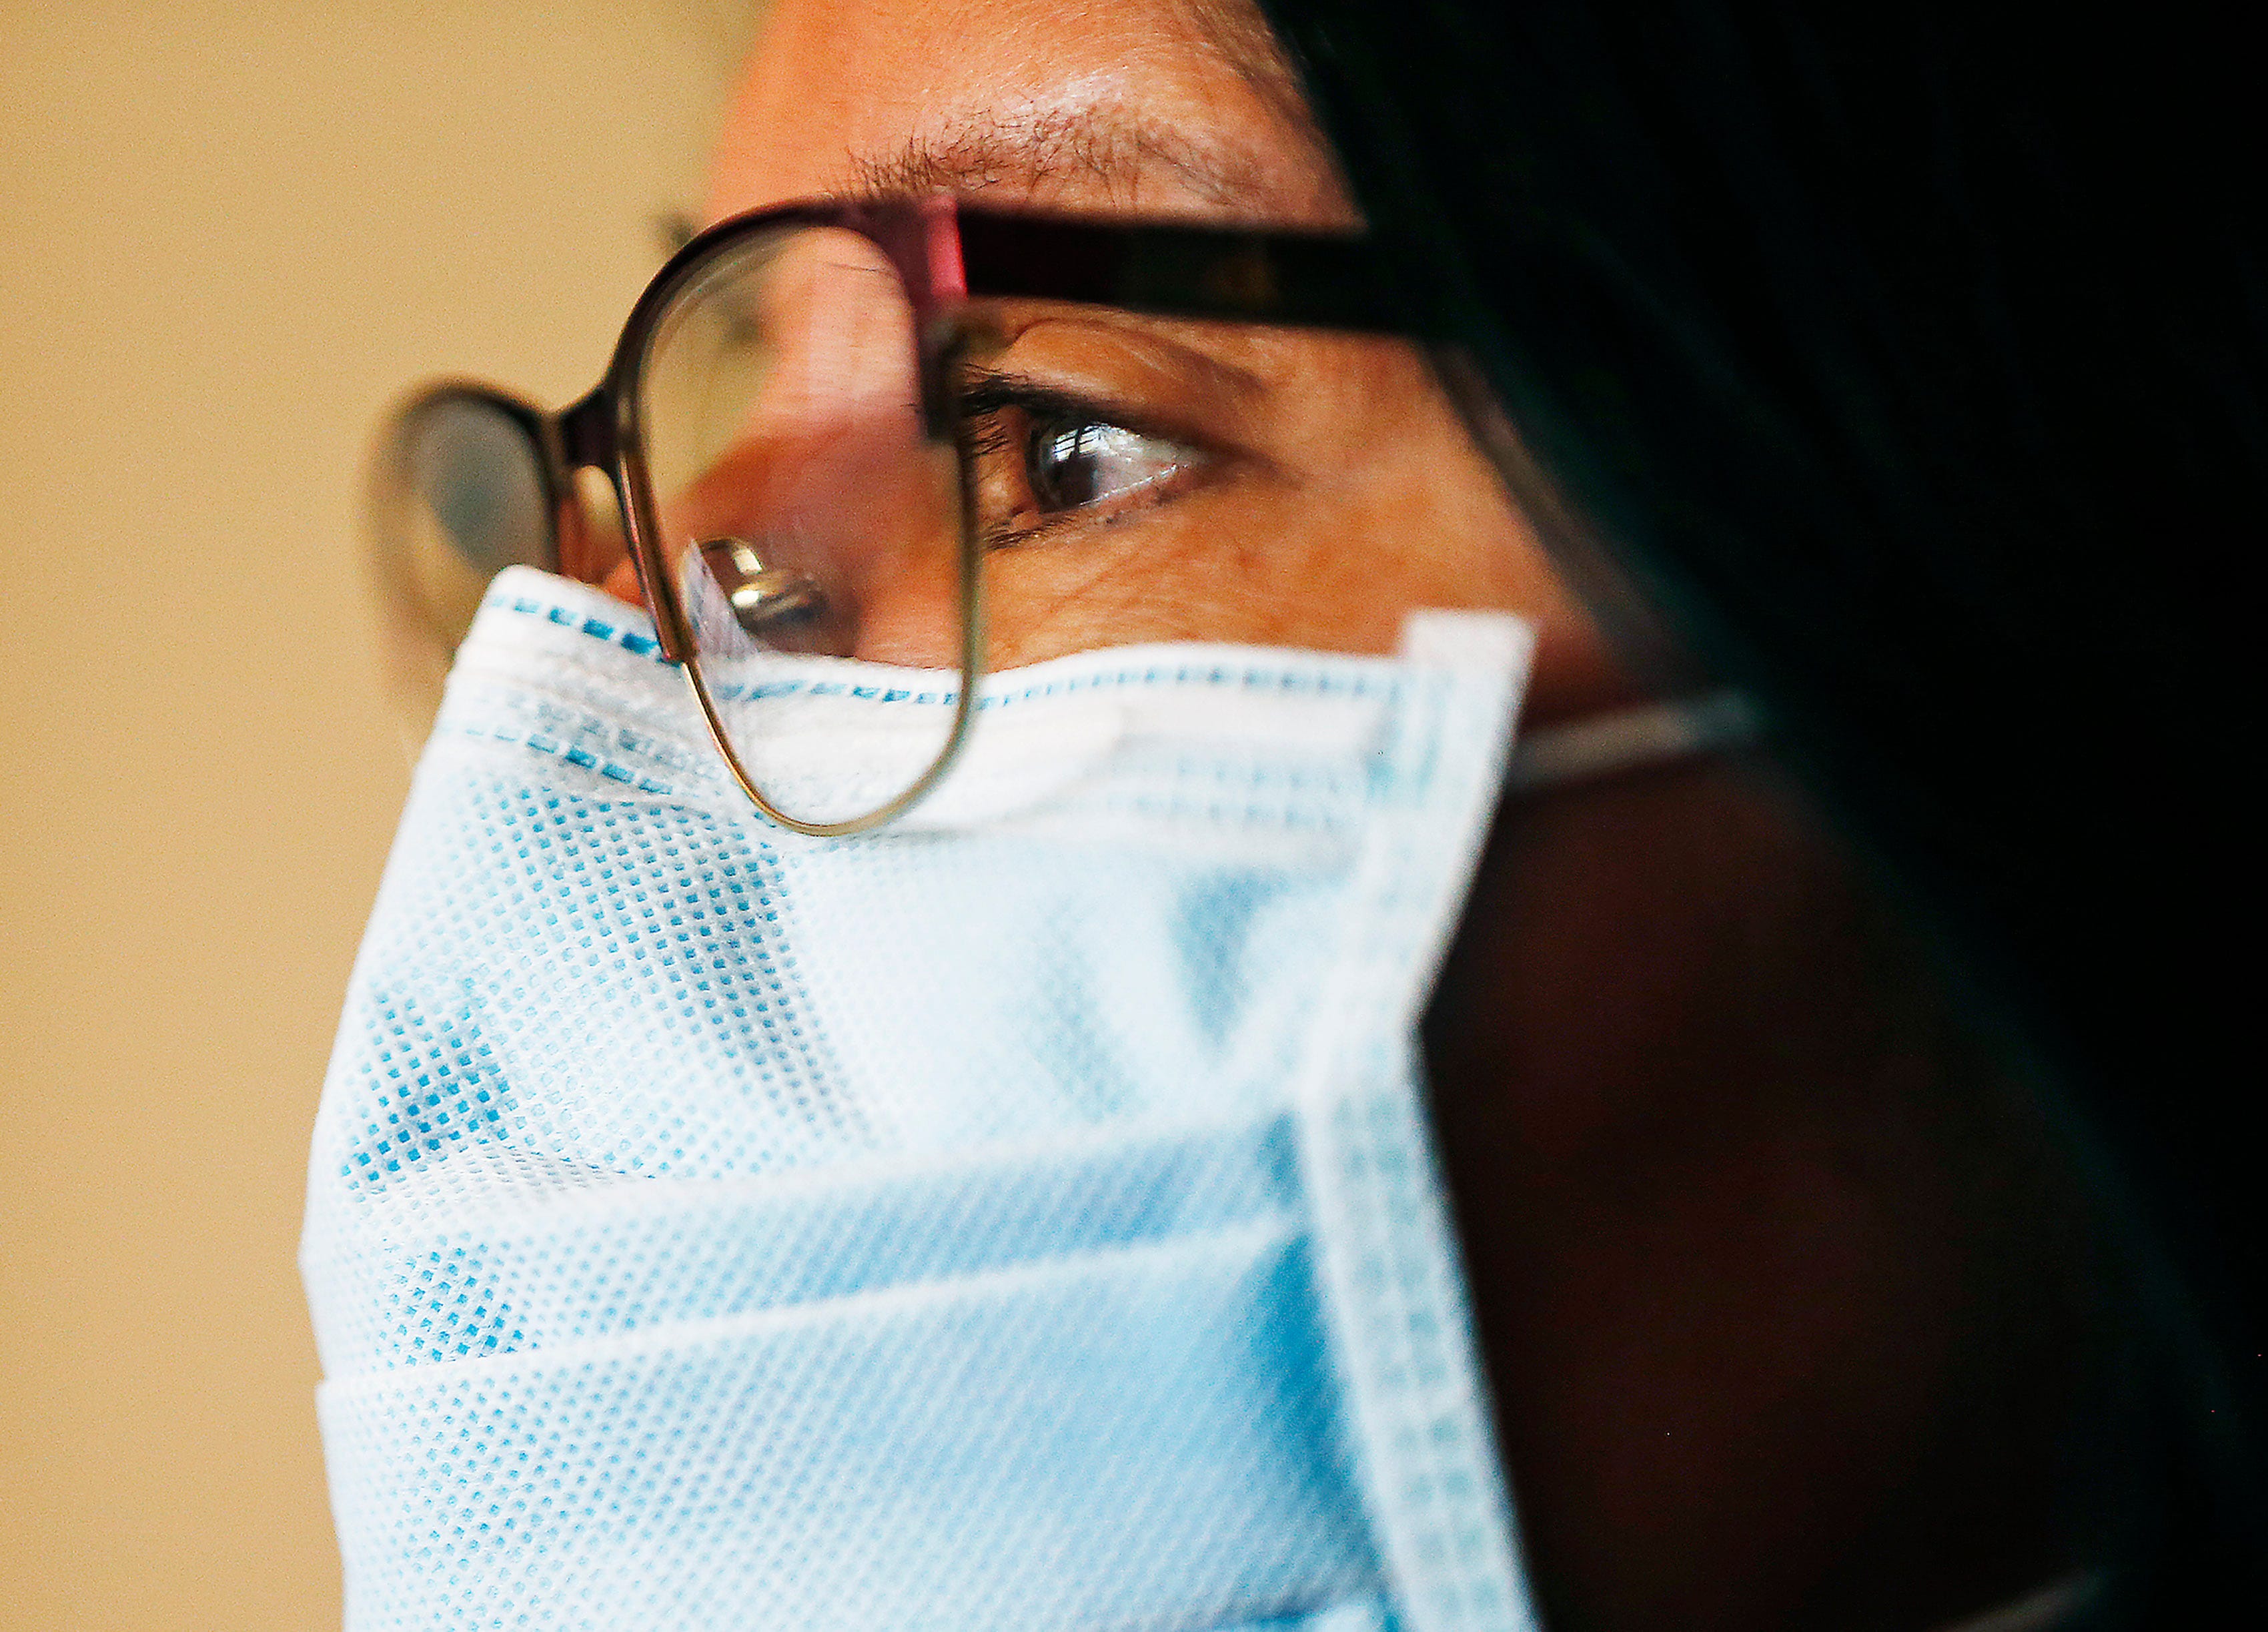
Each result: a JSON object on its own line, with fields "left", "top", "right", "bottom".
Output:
{"left": 698, "top": 536, "right": 828, "bottom": 633}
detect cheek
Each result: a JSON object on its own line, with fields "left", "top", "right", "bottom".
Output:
{"left": 967, "top": 343, "right": 1642, "bottom": 688}
{"left": 973, "top": 455, "right": 1524, "bottom": 665}
{"left": 979, "top": 510, "right": 1287, "bottom": 666}
{"left": 1298, "top": 358, "right": 1640, "bottom": 720}
{"left": 970, "top": 390, "right": 1564, "bottom": 662}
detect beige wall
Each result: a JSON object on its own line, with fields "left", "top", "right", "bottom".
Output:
{"left": 0, "top": 5, "right": 746, "bottom": 1625}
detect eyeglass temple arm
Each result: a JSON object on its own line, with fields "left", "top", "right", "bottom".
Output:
{"left": 950, "top": 209, "right": 1434, "bottom": 336}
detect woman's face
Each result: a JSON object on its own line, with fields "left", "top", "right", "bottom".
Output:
{"left": 669, "top": 11, "right": 2099, "bottom": 1629}
{"left": 671, "top": 0, "right": 1633, "bottom": 725}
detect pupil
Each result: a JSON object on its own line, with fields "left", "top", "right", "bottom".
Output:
{"left": 1029, "top": 421, "right": 1106, "bottom": 511}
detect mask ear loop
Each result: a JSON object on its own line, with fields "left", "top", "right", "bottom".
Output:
{"left": 1504, "top": 689, "right": 1761, "bottom": 793}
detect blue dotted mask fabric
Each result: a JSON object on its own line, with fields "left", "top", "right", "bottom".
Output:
{"left": 302, "top": 568, "right": 1541, "bottom": 1632}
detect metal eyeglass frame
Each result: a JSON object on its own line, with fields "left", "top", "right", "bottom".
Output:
{"left": 390, "top": 195, "right": 1423, "bottom": 837}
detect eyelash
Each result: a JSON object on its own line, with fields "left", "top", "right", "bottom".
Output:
{"left": 955, "top": 371, "right": 1204, "bottom": 549}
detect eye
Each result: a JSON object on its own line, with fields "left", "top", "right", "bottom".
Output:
{"left": 1027, "top": 417, "right": 1193, "bottom": 514}
{"left": 957, "top": 370, "right": 1211, "bottom": 550}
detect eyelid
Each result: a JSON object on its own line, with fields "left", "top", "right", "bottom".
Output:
{"left": 957, "top": 367, "right": 1207, "bottom": 456}
{"left": 957, "top": 367, "right": 1221, "bottom": 552}
{"left": 961, "top": 309, "right": 1274, "bottom": 451}
{"left": 999, "top": 312, "right": 1270, "bottom": 398}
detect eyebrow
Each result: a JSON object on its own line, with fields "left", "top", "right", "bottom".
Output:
{"left": 833, "top": 109, "right": 1289, "bottom": 214}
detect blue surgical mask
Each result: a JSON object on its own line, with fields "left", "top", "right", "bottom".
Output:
{"left": 303, "top": 566, "right": 1544, "bottom": 1632}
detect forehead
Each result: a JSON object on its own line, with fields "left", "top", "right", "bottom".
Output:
{"left": 705, "top": 0, "right": 1348, "bottom": 226}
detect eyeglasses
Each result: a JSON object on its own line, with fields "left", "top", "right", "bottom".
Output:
{"left": 372, "top": 196, "right": 1450, "bottom": 835}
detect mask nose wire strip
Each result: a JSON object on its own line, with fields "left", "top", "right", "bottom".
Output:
{"left": 1503, "top": 689, "right": 1762, "bottom": 794}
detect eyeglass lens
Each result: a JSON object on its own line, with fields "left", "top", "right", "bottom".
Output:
{"left": 635, "top": 225, "right": 969, "bottom": 829}
{"left": 389, "top": 394, "right": 554, "bottom": 648}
